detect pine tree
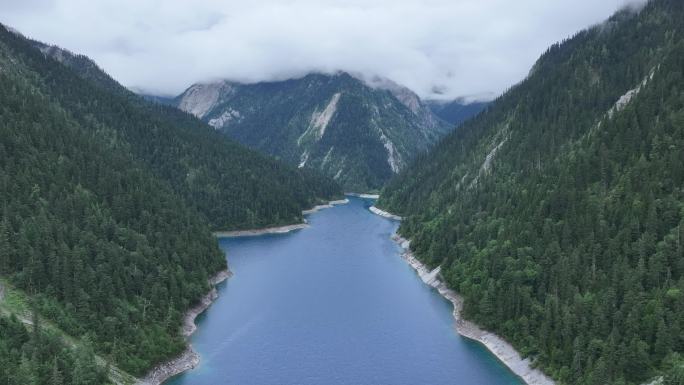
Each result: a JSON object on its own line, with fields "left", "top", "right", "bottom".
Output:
{"left": 0, "top": 216, "right": 10, "bottom": 274}
{"left": 50, "top": 358, "right": 64, "bottom": 385}
{"left": 655, "top": 318, "right": 673, "bottom": 362}
{"left": 72, "top": 342, "right": 99, "bottom": 385}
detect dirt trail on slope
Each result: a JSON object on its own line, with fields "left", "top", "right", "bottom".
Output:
{"left": 0, "top": 281, "right": 136, "bottom": 385}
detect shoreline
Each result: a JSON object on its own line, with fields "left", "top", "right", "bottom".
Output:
{"left": 392, "top": 235, "right": 555, "bottom": 385}
{"left": 214, "top": 223, "right": 309, "bottom": 238}
{"left": 367, "top": 205, "right": 555, "bottom": 385}
{"left": 214, "top": 198, "right": 349, "bottom": 238}
{"left": 345, "top": 192, "right": 380, "bottom": 199}
{"left": 145, "top": 198, "right": 350, "bottom": 382}
{"left": 369, "top": 205, "right": 402, "bottom": 221}
{"left": 302, "top": 198, "right": 349, "bottom": 215}
{"left": 139, "top": 269, "right": 232, "bottom": 385}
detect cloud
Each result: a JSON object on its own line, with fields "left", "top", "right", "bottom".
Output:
{"left": 0, "top": 0, "right": 646, "bottom": 100}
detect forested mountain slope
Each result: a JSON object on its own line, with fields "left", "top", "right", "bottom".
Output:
{"left": 0, "top": 288, "right": 114, "bottom": 385}
{"left": 0, "top": 23, "right": 339, "bottom": 381}
{"left": 174, "top": 73, "right": 451, "bottom": 192}
{"left": 378, "top": 1, "right": 684, "bottom": 383}
{"left": 0, "top": 25, "right": 227, "bottom": 378}
{"left": 0, "top": 315, "right": 107, "bottom": 385}
{"left": 29, "top": 39, "right": 124, "bottom": 94}
{"left": 19, "top": 30, "right": 342, "bottom": 231}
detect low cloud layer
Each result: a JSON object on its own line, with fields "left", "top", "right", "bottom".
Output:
{"left": 0, "top": 0, "right": 646, "bottom": 100}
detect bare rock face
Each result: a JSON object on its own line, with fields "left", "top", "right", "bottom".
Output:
{"left": 177, "top": 81, "right": 236, "bottom": 119}
{"left": 362, "top": 75, "right": 449, "bottom": 132}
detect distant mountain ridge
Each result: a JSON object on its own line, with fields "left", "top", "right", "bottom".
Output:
{"left": 173, "top": 72, "right": 453, "bottom": 192}
{"left": 425, "top": 98, "right": 490, "bottom": 126}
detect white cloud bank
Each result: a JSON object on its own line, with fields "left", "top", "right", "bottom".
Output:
{"left": 0, "top": 0, "right": 647, "bottom": 100}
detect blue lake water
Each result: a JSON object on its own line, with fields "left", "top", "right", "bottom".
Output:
{"left": 167, "top": 197, "right": 523, "bottom": 385}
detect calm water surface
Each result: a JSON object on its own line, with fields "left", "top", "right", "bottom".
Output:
{"left": 167, "top": 197, "right": 523, "bottom": 385}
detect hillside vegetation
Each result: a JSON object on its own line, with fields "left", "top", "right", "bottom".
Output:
{"left": 175, "top": 73, "right": 451, "bottom": 192}
{"left": 379, "top": 1, "right": 684, "bottom": 383}
{"left": 0, "top": 24, "right": 339, "bottom": 379}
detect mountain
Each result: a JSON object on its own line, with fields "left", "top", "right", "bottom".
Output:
{"left": 174, "top": 72, "right": 452, "bottom": 192}
{"left": 378, "top": 1, "right": 684, "bottom": 384}
{"left": 28, "top": 39, "right": 124, "bottom": 94}
{"left": 0, "top": 23, "right": 340, "bottom": 382}
{"left": 425, "top": 98, "right": 490, "bottom": 126}
{"left": 21, "top": 34, "right": 342, "bottom": 231}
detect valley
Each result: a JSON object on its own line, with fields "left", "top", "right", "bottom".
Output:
{"left": 165, "top": 198, "right": 526, "bottom": 385}
{"left": 1, "top": 0, "right": 683, "bottom": 384}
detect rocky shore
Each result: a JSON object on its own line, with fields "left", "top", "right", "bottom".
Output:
{"left": 215, "top": 199, "right": 349, "bottom": 238}
{"left": 367, "top": 203, "right": 553, "bottom": 385}
{"left": 302, "top": 198, "right": 349, "bottom": 214}
{"left": 139, "top": 269, "right": 232, "bottom": 385}
{"left": 142, "top": 198, "right": 350, "bottom": 383}
{"left": 214, "top": 223, "right": 309, "bottom": 238}
{"left": 346, "top": 193, "right": 380, "bottom": 199}
{"left": 369, "top": 205, "right": 402, "bottom": 221}
{"left": 392, "top": 235, "right": 555, "bottom": 385}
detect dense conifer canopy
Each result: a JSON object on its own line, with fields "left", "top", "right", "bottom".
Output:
{"left": 0, "top": 24, "right": 340, "bottom": 380}
{"left": 379, "top": 1, "right": 684, "bottom": 383}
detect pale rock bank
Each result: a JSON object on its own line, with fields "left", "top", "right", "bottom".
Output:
{"left": 145, "top": 198, "right": 351, "bottom": 383}
{"left": 369, "top": 206, "right": 402, "bottom": 221}
{"left": 214, "top": 223, "right": 310, "bottom": 238}
{"left": 346, "top": 193, "right": 380, "bottom": 199}
{"left": 393, "top": 235, "right": 555, "bottom": 385}
{"left": 302, "top": 199, "right": 349, "bottom": 215}
{"left": 139, "top": 270, "right": 231, "bottom": 385}
{"left": 367, "top": 204, "right": 555, "bottom": 385}
{"left": 215, "top": 199, "right": 349, "bottom": 238}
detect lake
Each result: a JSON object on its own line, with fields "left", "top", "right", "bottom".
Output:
{"left": 166, "top": 197, "right": 523, "bottom": 385}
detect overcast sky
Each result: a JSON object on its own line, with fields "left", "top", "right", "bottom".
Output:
{"left": 0, "top": 0, "right": 645, "bottom": 100}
